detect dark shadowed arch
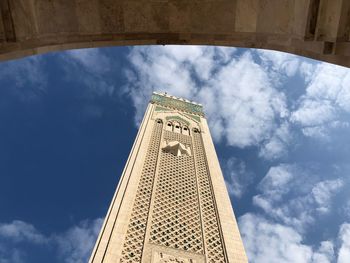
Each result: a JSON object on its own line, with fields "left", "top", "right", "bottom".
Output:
{"left": 1, "top": 0, "right": 350, "bottom": 67}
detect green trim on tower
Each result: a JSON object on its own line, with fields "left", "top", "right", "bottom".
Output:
{"left": 184, "top": 113, "right": 201, "bottom": 123}
{"left": 155, "top": 106, "right": 172, "bottom": 112}
{"left": 151, "top": 93, "right": 204, "bottom": 116}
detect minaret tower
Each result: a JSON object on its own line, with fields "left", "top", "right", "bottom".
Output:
{"left": 89, "top": 92, "right": 247, "bottom": 263}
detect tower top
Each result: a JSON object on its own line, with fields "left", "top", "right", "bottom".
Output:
{"left": 151, "top": 91, "right": 204, "bottom": 117}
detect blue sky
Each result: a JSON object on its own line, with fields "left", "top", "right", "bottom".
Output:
{"left": 0, "top": 45, "right": 350, "bottom": 263}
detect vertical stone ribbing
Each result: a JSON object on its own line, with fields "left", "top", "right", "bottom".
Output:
{"left": 193, "top": 131, "right": 226, "bottom": 263}
{"left": 120, "top": 120, "right": 163, "bottom": 263}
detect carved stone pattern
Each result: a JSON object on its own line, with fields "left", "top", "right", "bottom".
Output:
{"left": 152, "top": 251, "right": 194, "bottom": 263}
{"left": 149, "top": 130, "right": 204, "bottom": 254}
{"left": 165, "top": 116, "right": 190, "bottom": 126}
{"left": 163, "top": 130, "right": 192, "bottom": 145}
{"left": 151, "top": 94, "right": 204, "bottom": 116}
{"left": 193, "top": 132, "right": 226, "bottom": 263}
{"left": 161, "top": 258, "right": 185, "bottom": 263}
{"left": 120, "top": 120, "right": 163, "bottom": 262}
{"left": 155, "top": 106, "right": 172, "bottom": 112}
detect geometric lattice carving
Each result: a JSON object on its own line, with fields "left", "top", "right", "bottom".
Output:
{"left": 149, "top": 130, "right": 204, "bottom": 254}
{"left": 89, "top": 93, "right": 248, "bottom": 263}
{"left": 120, "top": 120, "right": 163, "bottom": 263}
{"left": 119, "top": 120, "right": 227, "bottom": 263}
{"left": 193, "top": 131, "right": 226, "bottom": 263}
{"left": 164, "top": 130, "right": 192, "bottom": 145}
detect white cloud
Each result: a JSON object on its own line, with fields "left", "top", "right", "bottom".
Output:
{"left": 312, "top": 241, "right": 334, "bottom": 263}
{"left": 291, "top": 62, "right": 350, "bottom": 138}
{"left": 125, "top": 46, "right": 289, "bottom": 150}
{"left": 0, "top": 56, "right": 47, "bottom": 101}
{"left": 0, "top": 218, "right": 102, "bottom": 263}
{"left": 256, "top": 164, "right": 295, "bottom": 199}
{"left": 214, "top": 46, "right": 237, "bottom": 64}
{"left": 65, "top": 48, "right": 111, "bottom": 75}
{"left": 291, "top": 99, "right": 339, "bottom": 138}
{"left": 0, "top": 247, "right": 24, "bottom": 263}
{"left": 0, "top": 220, "right": 47, "bottom": 244}
{"left": 239, "top": 213, "right": 329, "bottom": 263}
{"left": 312, "top": 179, "right": 344, "bottom": 213}
{"left": 259, "top": 121, "right": 292, "bottom": 160}
{"left": 223, "top": 157, "right": 255, "bottom": 198}
{"left": 124, "top": 46, "right": 201, "bottom": 121}
{"left": 257, "top": 49, "right": 301, "bottom": 77}
{"left": 253, "top": 164, "right": 343, "bottom": 231}
{"left": 206, "top": 52, "right": 288, "bottom": 148}
{"left": 0, "top": 221, "right": 47, "bottom": 263}
{"left": 239, "top": 213, "right": 350, "bottom": 263}
{"left": 341, "top": 200, "right": 350, "bottom": 219}
{"left": 122, "top": 46, "right": 348, "bottom": 161}
{"left": 61, "top": 48, "right": 116, "bottom": 98}
{"left": 54, "top": 218, "right": 103, "bottom": 263}
{"left": 124, "top": 45, "right": 350, "bottom": 164}
{"left": 305, "top": 64, "right": 350, "bottom": 106}
{"left": 338, "top": 223, "right": 350, "bottom": 263}
{"left": 291, "top": 100, "right": 336, "bottom": 127}
{"left": 299, "top": 61, "right": 317, "bottom": 83}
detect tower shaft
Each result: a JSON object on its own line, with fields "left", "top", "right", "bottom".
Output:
{"left": 90, "top": 92, "right": 247, "bottom": 263}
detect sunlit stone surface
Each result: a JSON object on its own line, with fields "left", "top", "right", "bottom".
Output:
{"left": 89, "top": 92, "right": 247, "bottom": 262}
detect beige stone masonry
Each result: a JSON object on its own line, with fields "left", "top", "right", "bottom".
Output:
{"left": 1, "top": 0, "right": 350, "bottom": 67}
{"left": 90, "top": 93, "right": 247, "bottom": 262}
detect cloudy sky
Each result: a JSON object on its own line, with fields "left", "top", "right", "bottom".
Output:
{"left": 1, "top": 45, "right": 350, "bottom": 263}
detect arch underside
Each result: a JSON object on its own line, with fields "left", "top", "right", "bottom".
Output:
{"left": 1, "top": 0, "right": 350, "bottom": 67}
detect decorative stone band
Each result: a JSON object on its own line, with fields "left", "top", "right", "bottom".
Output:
{"left": 165, "top": 116, "right": 190, "bottom": 126}
{"left": 151, "top": 92, "right": 204, "bottom": 117}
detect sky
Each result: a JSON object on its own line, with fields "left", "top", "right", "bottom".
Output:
{"left": 0, "top": 45, "right": 350, "bottom": 263}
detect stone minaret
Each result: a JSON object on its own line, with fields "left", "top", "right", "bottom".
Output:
{"left": 89, "top": 92, "right": 247, "bottom": 263}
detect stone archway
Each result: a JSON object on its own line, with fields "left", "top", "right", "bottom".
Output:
{"left": 1, "top": 0, "right": 350, "bottom": 67}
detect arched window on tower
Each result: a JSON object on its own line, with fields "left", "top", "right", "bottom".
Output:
{"left": 193, "top": 128, "right": 200, "bottom": 134}
{"left": 182, "top": 125, "right": 190, "bottom": 136}
{"left": 173, "top": 122, "right": 181, "bottom": 134}
{"left": 166, "top": 121, "right": 173, "bottom": 131}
